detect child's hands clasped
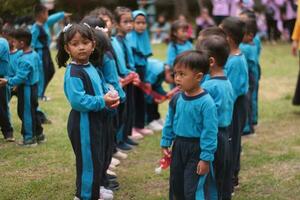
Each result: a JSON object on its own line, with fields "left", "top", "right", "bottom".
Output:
{"left": 161, "top": 147, "right": 171, "bottom": 158}
{"left": 0, "top": 78, "right": 8, "bottom": 87}
{"left": 197, "top": 160, "right": 209, "bottom": 175}
{"left": 104, "top": 92, "right": 120, "bottom": 109}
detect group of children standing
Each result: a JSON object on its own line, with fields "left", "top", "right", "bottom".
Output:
{"left": 161, "top": 9, "right": 261, "bottom": 200}
{"left": 0, "top": 3, "right": 262, "bottom": 200}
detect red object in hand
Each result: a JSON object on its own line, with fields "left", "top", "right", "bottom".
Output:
{"left": 159, "top": 153, "right": 171, "bottom": 169}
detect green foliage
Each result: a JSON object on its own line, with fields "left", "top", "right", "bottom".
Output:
{"left": 0, "top": 0, "right": 39, "bottom": 18}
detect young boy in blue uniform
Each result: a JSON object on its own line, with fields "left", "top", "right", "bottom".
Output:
{"left": 161, "top": 50, "right": 218, "bottom": 200}
{"left": 197, "top": 35, "right": 234, "bottom": 199}
{"left": 0, "top": 20, "right": 14, "bottom": 142}
{"left": 240, "top": 18, "right": 259, "bottom": 135}
{"left": 220, "top": 17, "right": 249, "bottom": 199}
{"left": 31, "top": 4, "right": 70, "bottom": 100}
{"left": 0, "top": 28, "right": 45, "bottom": 146}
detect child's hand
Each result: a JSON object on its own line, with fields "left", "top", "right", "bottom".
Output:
{"left": 292, "top": 40, "right": 298, "bottom": 56}
{"left": 64, "top": 12, "right": 72, "bottom": 17}
{"left": 161, "top": 148, "right": 171, "bottom": 158}
{"left": 164, "top": 68, "right": 174, "bottom": 84}
{"left": 104, "top": 93, "right": 120, "bottom": 108}
{"left": 197, "top": 160, "right": 209, "bottom": 175}
{"left": 0, "top": 78, "right": 8, "bottom": 87}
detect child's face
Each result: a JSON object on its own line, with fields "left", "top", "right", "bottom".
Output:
{"left": 118, "top": 13, "right": 133, "bottom": 35}
{"left": 15, "top": 39, "right": 24, "bottom": 50}
{"left": 64, "top": 32, "right": 95, "bottom": 64}
{"left": 174, "top": 64, "right": 202, "bottom": 93}
{"left": 100, "top": 14, "right": 113, "bottom": 32}
{"left": 39, "top": 10, "right": 49, "bottom": 23}
{"left": 7, "top": 37, "right": 16, "bottom": 51}
{"left": 134, "top": 15, "right": 147, "bottom": 33}
{"left": 175, "top": 27, "right": 188, "bottom": 43}
{"left": 243, "top": 33, "right": 253, "bottom": 43}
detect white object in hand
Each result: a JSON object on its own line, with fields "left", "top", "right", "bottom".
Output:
{"left": 155, "top": 166, "right": 162, "bottom": 174}
{"left": 108, "top": 85, "right": 119, "bottom": 98}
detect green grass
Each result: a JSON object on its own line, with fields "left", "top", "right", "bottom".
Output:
{"left": 1, "top": 43, "right": 300, "bottom": 200}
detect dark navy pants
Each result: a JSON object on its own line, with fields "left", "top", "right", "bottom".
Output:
{"left": 0, "top": 81, "right": 13, "bottom": 138}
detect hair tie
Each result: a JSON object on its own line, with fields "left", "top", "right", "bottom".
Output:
{"left": 83, "top": 23, "right": 91, "bottom": 29}
{"left": 95, "top": 26, "right": 108, "bottom": 33}
{"left": 63, "top": 23, "right": 72, "bottom": 33}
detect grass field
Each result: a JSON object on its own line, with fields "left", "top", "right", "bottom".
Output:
{"left": 1, "top": 43, "right": 300, "bottom": 200}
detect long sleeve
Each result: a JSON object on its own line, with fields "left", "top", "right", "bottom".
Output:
{"left": 200, "top": 103, "right": 218, "bottom": 161}
{"left": 166, "top": 44, "right": 176, "bottom": 68}
{"left": 160, "top": 100, "right": 176, "bottom": 147}
{"left": 102, "top": 56, "right": 126, "bottom": 102}
{"left": 65, "top": 76, "right": 106, "bottom": 112}
{"left": 47, "top": 12, "right": 65, "bottom": 27}
{"left": 7, "top": 61, "right": 31, "bottom": 86}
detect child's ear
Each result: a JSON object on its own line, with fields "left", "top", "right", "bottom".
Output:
{"left": 195, "top": 72, "right": 203, "bottom": 81}
{"left": 64, "top": 45, "right": 70, "bottom": 54}
{"left": 209, "top": 56, "right": 216, "bottom": 67}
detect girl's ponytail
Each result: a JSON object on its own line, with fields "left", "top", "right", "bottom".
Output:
{"left": 56, "top": 30, "right": 70, "bottom": 68}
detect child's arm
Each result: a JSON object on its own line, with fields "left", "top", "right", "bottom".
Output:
{"left": 30, "top": 25, "right": 40, "bottom": 49}
{"left": 6, "top": 61, "right": 31, "bottom": 87}
{"left": 198, "top": 101, "right": 218, "bottom": 172}
{"left": 103, "top": 55, "right": 126, "bottom": 102}
{"left": 160, "top": 96, "right": 177, "bottom": 149}
{"left": 46, "top": 12, "right": 66, "bottom": 27}
{"left": 65, "top": 77, "right": 119, "bottom": 112}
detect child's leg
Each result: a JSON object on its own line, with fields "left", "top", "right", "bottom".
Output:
{"left": 67, "top": 111, "right": 103, "bottom": 200}
{"left": 252, "top": 77, "right": 259, "bottom": 125}
{"left": 31, "top": 84, "right": 44, "bottom": 138}
{"left": 41, "top": 48, "right": 55, "bottom": 97}
{"left": 36, "top": 49, "right": 45, "bottom": 98}
{"left": 123, "top": 84, "right": 135, "bottom": 139}
{"left": 17, "top": 85, "right": 36, "bottom": 142}
{"left": 146, "top": 102, "right": 160, "bottom": 123}
{"left": 0, "top": 84, "right": 13, "bottom": 138}
{"left": 232, "top": 95, "right": 247, "bottom": 186}
{"left": 134, "top": 66, "right": 146, "bottom": 129}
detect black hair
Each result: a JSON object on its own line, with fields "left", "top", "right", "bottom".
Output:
{"left": 170, "top": 20, "right": 189, "bottom": 43}
{"left": 174, "top": 50, "right": 210, "bottom": 74}
{"left": 240, "top": 9, "right": 256, "bottom": 20}
{"left": 14, "top": 28, "right": 32, "bottom": 46}
{"left": 197, "top": 35, "right": 229, "bottom": 67}
{"left": 114, "top": 6, "right": 132, "bottom": 24}
{"left": 89, "top": 7, "right": 114, "bottom": 22}
{"left": 244, "top": 18, "right": 257, "bottom": 36}
{"left": 56, "top": 23, "right": 98, "bottom": 68}
{"left": 221, "top": 17, "right": 245, "bottom": 45}
{"left": 34, "top": 4, "right": 47, "bottom": 17}
{"left": 2, "top": 25, "right": 16, "bottom": 38}
{"left": 91, "top": 29, "right": 115, "bottom": 67}
{"left": 198, "top": 26, "right": 226, "bottom": 40}
{"left": 81, "top": 16, "right": 106, "bottom": 29}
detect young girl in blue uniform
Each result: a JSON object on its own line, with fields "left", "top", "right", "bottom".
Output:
{"left": 240, "top": 10, "right": 261, "bottom": 128}
{"left": 127, "top": 10, "right": 154, "bottom": 135}
{"left": 111, "top": 7, "right": 143, "bottom": 149}
{"left": 0, "top": 28, "right": 45, "bottom": 146}
{"left": 56, "top": 23, "right": 120, "bottom": 200}
{"left": 197, "top": 35, "right": 234, "bottom": 200}
{"left": 0, "top": 23, "right": 14, "bottom": 142}
{"left": 165, "top": 20, "right": 193, "bottom": 86}
{"left": 240, "top": 18, "right": 259, "bottom": 135}
{"left": 221, "top": 17, "right": 249, "bottom": 199}
{"left": 31, "top": 4, "right": 70, "bottom": 100}
{"left": 161, "top": 50, "right": 218, "bottom": 200}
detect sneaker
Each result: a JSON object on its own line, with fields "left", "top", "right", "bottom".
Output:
{"left": 147, "top": 120, "right": 163, "bottom": 131}
{"left": 36, "top": 134, "right": 47, "bottom": 144}
{"left": 111, "top": 157, "right": 120, "bottom": 166}
{"left": 100, "top": 191, "right": 113, "bottom": 200}
{"left": 156, "top": 118, "right": 165, "bottom": 126}
{"left": 113, "top": 151, "right": 128, "bottom": 160}
{"left": 117, "top": 142, "right": 132, "bottom": 151}
{"left": 133, "top": 127, "right": 154, "bottom": 136}
{"left": 129, "top": 129, "right": 144, "bottom": 140}
{"left": 40, "top": 96, "right": 51, "bottom": 101}
{"left": 5, "top": 137, "right": 15, "bottom": 142}
{"left": 109, "top": 164, "right": 117, "bottom": 171}
{"left": 106, "top": 169, "right": 117, "bottom": 176}
{"left": 18, "top": 139, "right": 38, "bottom": 147}
{"left": 125, "top": 138, "right": 139, "bottom": 146}
{"left": 100, "top": 186, "right": 113, "bottom": 195}
{"left": 107, "top": 173, "right": 117, "bottom": 181}
{"left": 107, "top": 180, "right": 120, "bottom": 191}
{"left": 74, "top": 197, "right": 80, "bottom": 200}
